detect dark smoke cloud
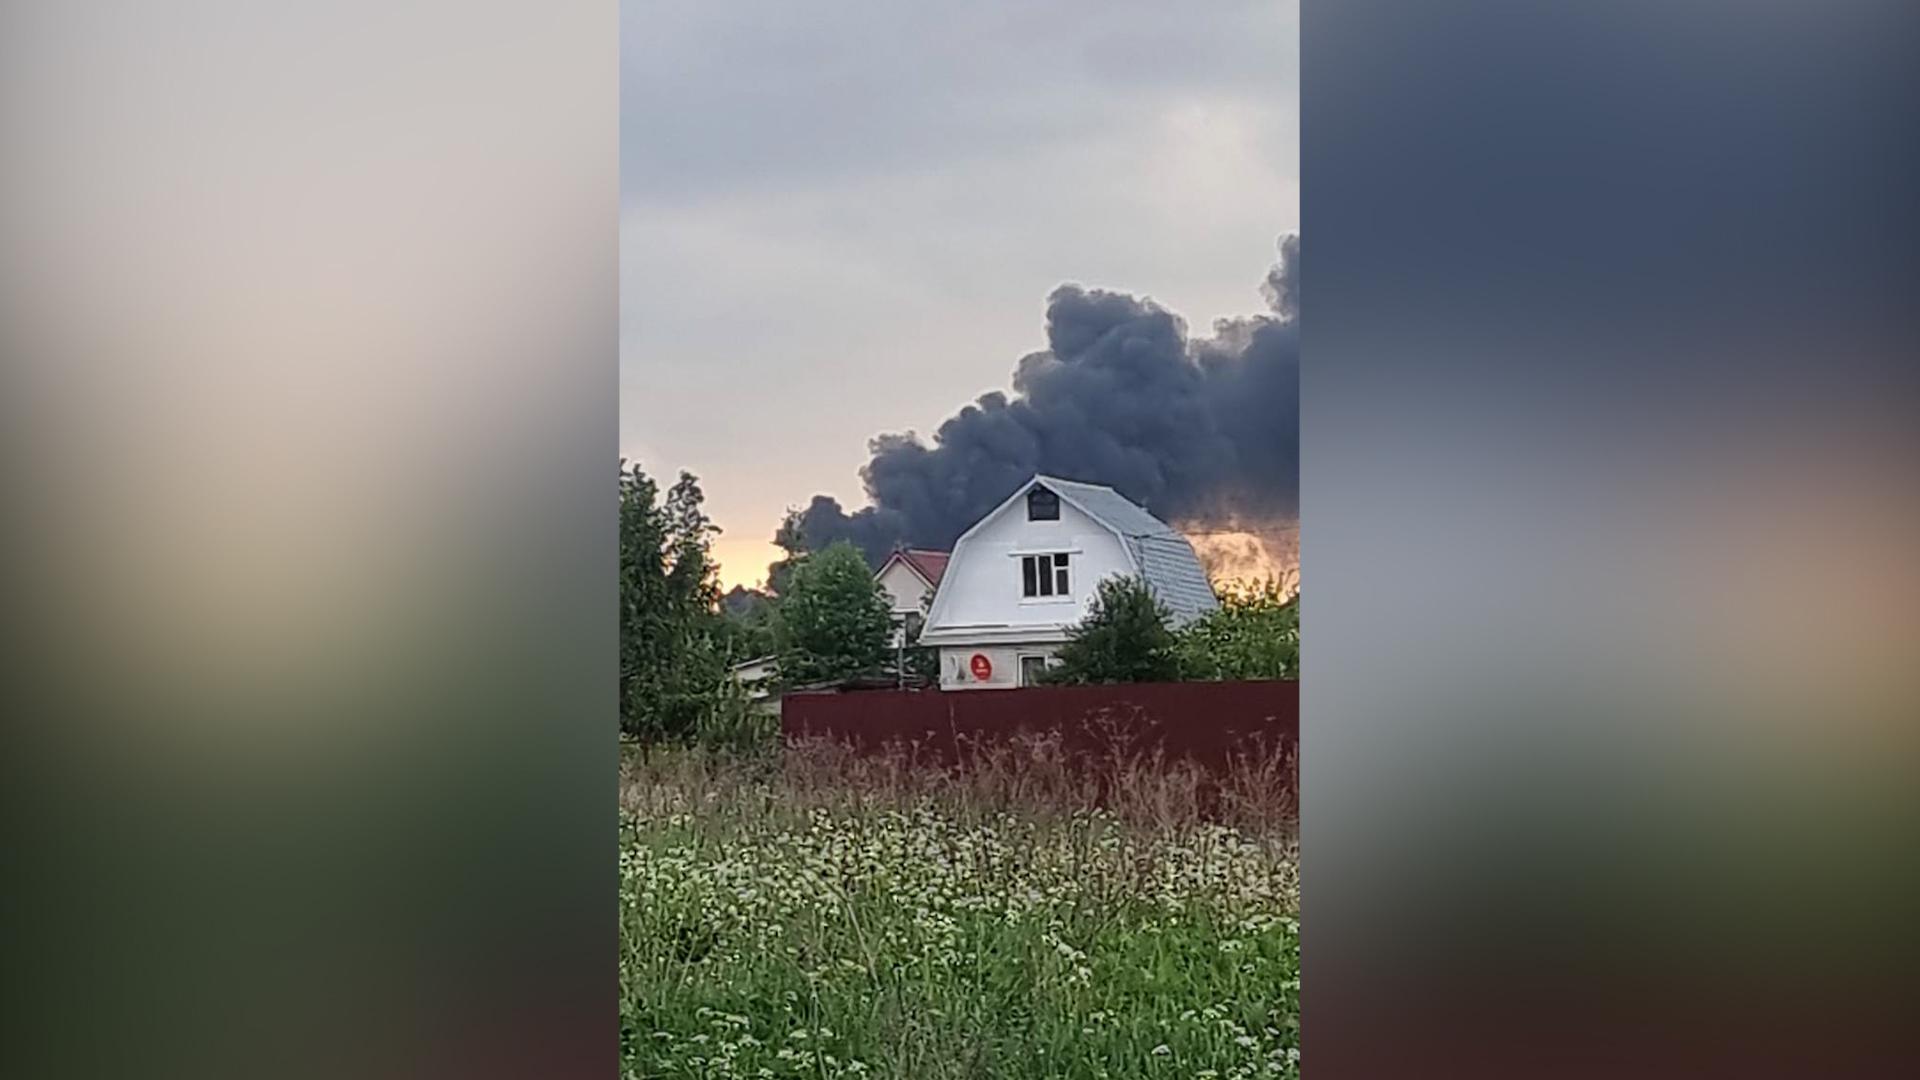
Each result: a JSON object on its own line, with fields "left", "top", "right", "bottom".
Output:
{"left": 780, "top": 235, "right": 1299, "bottom": 568}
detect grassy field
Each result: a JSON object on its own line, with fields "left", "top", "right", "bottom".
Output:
{"left": 619, "top": 740, "right": 1299, "bottom": 1079}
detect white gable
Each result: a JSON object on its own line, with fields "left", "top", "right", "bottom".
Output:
{"left": 875, "top": 558, "right": 934, "bottom": 615}
{"left": 918, "top": 485, "right": 1136, "bottom": 646}
{"left": 919, "top": 475, "right": 1220, "bottom": 654}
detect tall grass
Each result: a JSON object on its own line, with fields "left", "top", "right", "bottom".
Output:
{"left": 619, "top": 737, "right": 1299, "bottom": 1079}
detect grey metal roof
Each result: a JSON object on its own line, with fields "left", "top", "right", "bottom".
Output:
{"left": 1128, "top": 534, "right": 1219, "bottom": 624}
{"left": 1036, "top": 476, "right": 1176, "bottom": 538}
{"left": 1032, "top": 475, "right": 1220, "bottom": 625}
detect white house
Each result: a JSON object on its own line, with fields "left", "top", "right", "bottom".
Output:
{"left": 916, "top": 475, "right": 1218, "bottom": 690}
{"left": 873, "top": 548, "right": 949, "bottom": 644}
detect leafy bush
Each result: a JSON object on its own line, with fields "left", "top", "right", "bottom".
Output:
{"left": 691, "top": 671, "right": 780, "bottom": 760}
{"left": 896, "top": 609, "right": 941, "bottom": 684}
{"left": 1178, "top": 580, "right": 1299, "bottom": 681}
{"left": 716, "top": 586, "right": 779, "bottom": 662}
{"left": 773, "top": 541, "right": 895, "bottom": 687}
{"left": 1043, "top": 574, "right": 1301, "bottom": 686}
{"left": 1041, "top": 575, "right": 1181, "bottom": 685}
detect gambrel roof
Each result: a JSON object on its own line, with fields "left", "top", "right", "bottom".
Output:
{"left": 919, "top": 474, "right": 1221, "bottom": 645}
{"left": 1030, "top": 476, "right": 1219, "bottom": 624}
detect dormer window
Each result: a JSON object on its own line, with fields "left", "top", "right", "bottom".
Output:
{"left": 1027, "top": 486, "right": 1060, "bottom": 521}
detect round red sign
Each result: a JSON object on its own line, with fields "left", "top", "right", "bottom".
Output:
{"left": 969, "top": 653, "right": 993, "bottom": 680}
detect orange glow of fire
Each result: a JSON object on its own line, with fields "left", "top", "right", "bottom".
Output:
{"left": 1181, "top": 523, "right": 1299, "bottom": 596}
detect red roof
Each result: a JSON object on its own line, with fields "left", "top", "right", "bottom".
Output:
{"left": 895, "top": 548, "right": 949, "bottom": 586}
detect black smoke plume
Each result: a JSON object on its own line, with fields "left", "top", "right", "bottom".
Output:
{"left": 777, "top": 235, "right": 1299, "bottom": 570}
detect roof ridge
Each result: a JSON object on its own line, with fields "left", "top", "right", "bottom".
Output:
{"left": 1029, "top": 473, "right": 1181, "bottom": 538}
{"left": 895, "top": 547, "right": 949, "bottom": 585}
{"left": 1034, "top": 473, "right": 1114, "bottom": 492}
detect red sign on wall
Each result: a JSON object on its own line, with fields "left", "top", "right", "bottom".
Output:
{"left": 969, "top": 653, "right": 993, "bottom": 681}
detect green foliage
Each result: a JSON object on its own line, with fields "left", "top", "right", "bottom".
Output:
{"left": 618, "top": 758, "right": 1301, "bottom": 1079}
{"left": 897, "top": 609, "right": 941, "bottom": 683}
{"left": 691, "top": 669, "right": 780, "bottom": 760}
{"left": 619, "top": 460, "right": 729, "bottom": 744}
{"left": 715, "top": 586, "right": 779, "bottom": 663}
{"left": 773, "top": 541, "right": 895, "bottom": 686}
{"left": 1177, "top": 580, "right": 1300, "bottom": 681}
{"left": 1042, "top": 575, "right": 1181, "bottom": 685}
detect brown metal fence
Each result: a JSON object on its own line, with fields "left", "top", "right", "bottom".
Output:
{"left": 781, "top": 680, "right": 1298, "bottom": 771}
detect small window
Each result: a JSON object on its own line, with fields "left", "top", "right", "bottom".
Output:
{"left": 1027, "top": 487, "right": 1059, "bottom": 521}
{"left": 1019, "top": 655, "right": 1048, "bottom": 686}
{"left": 1021, "top": 552, "right": 1071, "bottom": 598}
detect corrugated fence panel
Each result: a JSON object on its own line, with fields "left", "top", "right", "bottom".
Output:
{"left": 781, "top": 681, "right": 1298, "bottom": 770}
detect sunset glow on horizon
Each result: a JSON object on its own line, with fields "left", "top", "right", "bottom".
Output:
{"left": 711, "top": 534, "right": 782, "bottom": 592}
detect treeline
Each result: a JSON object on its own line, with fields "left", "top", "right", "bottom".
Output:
{"left": 619, "top": 460, "right": 921, "bottom": 750}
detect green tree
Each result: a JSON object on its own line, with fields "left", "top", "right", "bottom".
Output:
{"left": 774, "top": 541, "right": 894, "bottom": 686}
{"left": 619, "top": 461, "right": 726, "bottom": 745}
{"left": 1042, "top": 575, "right": 1181, "bottom": 685}
{"left": 896, "top": 609, "right": 941, "bottom": 684}
{"left": 662, "top": 471, "right": 720, "bottom": 614}
{"left": 716, "top": 586, "right": 778, "bottom": 662}
{"left": 1177, "top": 579, "right": 1300, "bottom": 681}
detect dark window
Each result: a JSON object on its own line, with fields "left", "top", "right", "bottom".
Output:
{"left": 1020, "top": 655, "right": 1048, "bottom": 686}
{"left": 1027, "top": 487, "right": 1059, "bottom": 521}
{"left": 1021, "top": 553, "right": 1070, "bottom": 598}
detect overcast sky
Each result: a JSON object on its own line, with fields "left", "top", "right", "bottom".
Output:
{"left": 621, "top": 1, "right": 1299, "bottom": 588}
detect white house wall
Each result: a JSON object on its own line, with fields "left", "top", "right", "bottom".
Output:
{"left": 939, "top": 643, "right": 1060, "bottom": 690}
{"left": 875, "top": 561, "right": 933, "bottom": 615}
{"left": 926, "top": 495, "right": 1134, "bottom": 640}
